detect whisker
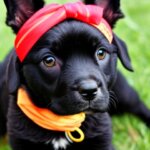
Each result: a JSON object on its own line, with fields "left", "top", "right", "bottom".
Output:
{"left": 108, "top": 91, "right": 118, "bottom": 111}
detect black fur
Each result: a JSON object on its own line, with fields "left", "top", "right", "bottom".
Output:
{"left": 0, "top": 0, "right": 150, "bottom": 150}
{"left": 109, "top": 71, "right": 150, "bottom": 126}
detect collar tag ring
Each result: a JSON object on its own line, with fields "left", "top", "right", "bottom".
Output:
{"left": 65, "top": 127, "right": 85, "bottom": 143}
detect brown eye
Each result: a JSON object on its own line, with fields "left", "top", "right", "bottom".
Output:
{"left": 43, "top": 56, "right": 56, "bottom": 67}
{"left": 97, "top": 49, "right": 106, "bottom": 60}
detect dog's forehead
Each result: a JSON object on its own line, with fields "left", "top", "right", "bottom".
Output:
{"left": 40, "top": 20, "right": 110, "bottom": 49}
{"left": 26, "top": 20, "right": 114, "bottom": 61}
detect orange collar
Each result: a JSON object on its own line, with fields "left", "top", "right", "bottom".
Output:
{"left": 17, "top": 87, "right": 86, "bottom": 142}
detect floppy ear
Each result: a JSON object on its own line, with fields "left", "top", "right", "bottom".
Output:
{"left": 113, "top": 34, "right": 133, "bottom": 72}
{"left": 4, "top": 0, "right": 45, "bottom": 33}
{"left": 5, "top": 50, "right": 21, "bottom": 94}
{"left": 82, "top": 0, "right": 124, "bottom": 27}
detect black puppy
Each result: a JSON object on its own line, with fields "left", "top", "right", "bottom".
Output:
{"left": 0, "top": 0, "right": 150, "bottom": 150}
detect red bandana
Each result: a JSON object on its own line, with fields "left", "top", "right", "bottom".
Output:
{"left": 15, "top": 2, "right": 113, "bottom": 62}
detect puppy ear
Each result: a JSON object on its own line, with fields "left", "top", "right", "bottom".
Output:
{"left": 4, "top": 0, "right": 45, "bottom": 33}
{"left": 6, "top": 50, "right": 21, "bottom": 94}
{"left": 82, "top": 0, "right": 124, "bottom": 27}
{"left": 113, "top": 34, "right": 134, "bottom": 72}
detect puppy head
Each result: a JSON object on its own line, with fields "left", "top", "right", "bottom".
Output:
{"left": 5, "top": 0, "right": 133, "bottom": 115}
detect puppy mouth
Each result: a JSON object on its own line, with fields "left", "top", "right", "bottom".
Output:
{"left": 49, "top": 90, "right": 109, "bottom": 115}
{"left": 83, "top": 102, "right": 109, "bottom": 114}
{"left": 77, "top": 95, "right": 110, "bottom": 114}
{"left": 81, "top": 91, "right": 110, "bottom": 113}
{"left": 84, "top": 108, "right": 99, "bottom": 115}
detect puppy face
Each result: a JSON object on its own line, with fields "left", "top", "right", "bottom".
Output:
{"left": 19, "top": 20, "right": 117, "bottom": 115}
{"left": 5, "top": 0, "right": 133, "bottom": 116}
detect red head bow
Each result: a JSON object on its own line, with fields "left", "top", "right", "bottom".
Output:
{"left": 15, "top": 2, "right": 113, "bottom": 62}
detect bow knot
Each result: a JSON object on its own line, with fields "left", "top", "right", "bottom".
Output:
{"left": 64, "top": 2, "right": 103, "bottom": 25}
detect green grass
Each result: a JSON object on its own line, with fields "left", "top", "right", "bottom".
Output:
{"left": 0, "top": 0, "right": 150, "bottom": 149}
{"left": 112, "top": 0, "right": 150, "bottom": 149}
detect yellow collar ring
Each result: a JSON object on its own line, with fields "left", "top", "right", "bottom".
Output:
{"left": 65, "top": 127, "right": 85, "bottom": 143}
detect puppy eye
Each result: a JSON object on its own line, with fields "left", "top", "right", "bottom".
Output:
{"left": 43, "top": 56, "right": 56, "bottom": 67}
{"left": 97, "top": 48, "right": 107, "bottom": 60}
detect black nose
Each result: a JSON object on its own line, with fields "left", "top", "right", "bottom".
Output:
{"left": 78, "top": 80, "right": 98, "bottom": 101}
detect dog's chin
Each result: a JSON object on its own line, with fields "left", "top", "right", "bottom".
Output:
{"left": 83, "top": 103, "right": 109, "bottom": 115}
{"left": 49, "top": 99, "right": 109, "bottom": 116}
{"left": 84, "top": 109, "right": 100, "bottom": 115}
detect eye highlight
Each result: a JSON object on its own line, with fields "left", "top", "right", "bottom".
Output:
{"left": 43, "top": 56, "right": 56, "bottom": 67}
{"left": 97, "top": 48, "right": 107, "bottom": 60}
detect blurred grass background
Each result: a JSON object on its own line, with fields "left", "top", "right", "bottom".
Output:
{"left": 0, "top": 0, "right": 150, "bottom": 149}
